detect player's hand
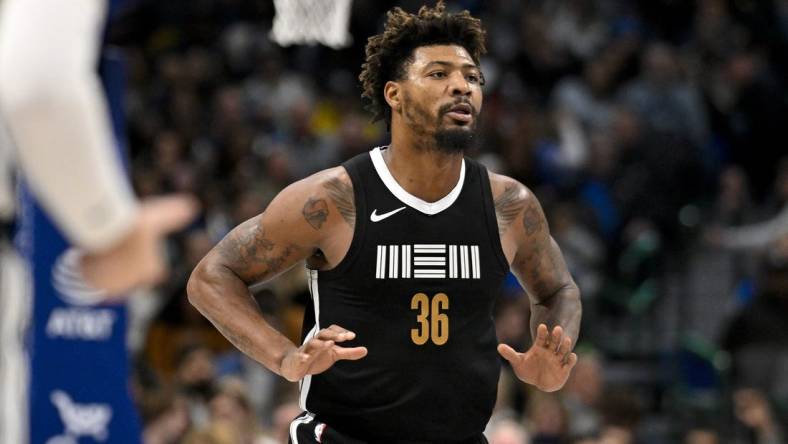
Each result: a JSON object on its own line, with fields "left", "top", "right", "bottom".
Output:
{"left": 280, "top": 324, "right": 368, "bottom": 382}
{"left": 497, "top": 323, "right": 578, "bottom": 392}
{"left": 80, "top": 195, "right": 199, "bottom": 297}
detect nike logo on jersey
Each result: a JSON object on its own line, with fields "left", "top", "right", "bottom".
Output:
{"left": 370, "top": 206, "right": 407, "bottom": 222}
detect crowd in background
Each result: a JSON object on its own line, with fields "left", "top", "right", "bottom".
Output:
{"left": 107, "top": 0, "right": 788, "bottom": 442}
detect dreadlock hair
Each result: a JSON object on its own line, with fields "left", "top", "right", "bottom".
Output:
{"left": 359, "top": 1, "right": 487, "bottom": 126}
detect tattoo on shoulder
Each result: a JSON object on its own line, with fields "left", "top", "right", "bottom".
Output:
{"left": 302, "top": 197, "right": 329, "bottom": 230}
{"left": 522, "top": 199, "right": 545, "bottom": 236}
{"left": 494, "top": 184, "right": 525, "bottom": 235}
{"left": 323, "top": 176, "right": 355, "bottom": 228}
{"left": 217, "top": 216, "right": 295, "bottom": 281}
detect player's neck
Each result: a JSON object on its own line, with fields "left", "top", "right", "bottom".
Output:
{"left": 383, "top": 137, "right": 463, "bottom": 203}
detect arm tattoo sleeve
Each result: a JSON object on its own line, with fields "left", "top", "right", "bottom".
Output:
{"left": 494, "top": 184, "right": 526, "bottom": 235}
{"left": 513, "top": 196, "right": 581, "bottom": 340}
{"left": 323, "top": 177, "right": 355, "bottom": 228}
{"left": 515, "top": 197, "right": 568, "bottom": 300}
{"left": 302, "top": 197, "right": 329, "bottom": 230}
{"left": 214, "top": 216, "right": 296, "bottom": 284}
{"left": 522, "top": 203, "right": 544, "bottom": 236}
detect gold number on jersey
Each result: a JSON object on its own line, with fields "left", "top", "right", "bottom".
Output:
{"left": 410, "top": 292, "right": 449, "bottom": 346}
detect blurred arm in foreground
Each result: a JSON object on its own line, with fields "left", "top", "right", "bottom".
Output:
{"left": 0, "top": 0, "right": 197, "bottom": 296}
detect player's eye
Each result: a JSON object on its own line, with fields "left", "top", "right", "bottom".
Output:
{"left": 428, "top": 71, "right": 447, "bottom": 79}
{"left": 466, "top": 74, "right": 480, "bottom": 83}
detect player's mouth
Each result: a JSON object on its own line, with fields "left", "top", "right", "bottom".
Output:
{"left": 444, "top": 103, "right": 474, "bottom": 123}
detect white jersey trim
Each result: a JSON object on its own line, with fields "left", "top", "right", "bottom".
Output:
{"left": 289, "top": 412, "right": 315, "bottom": 444}
{"left": 298, "top": 269, "right": 321, "bottom": 411}
{"left": 369, "top": 147, "right": 465, "bottom": 215}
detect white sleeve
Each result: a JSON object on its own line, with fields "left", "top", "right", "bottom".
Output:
{"left": 0, "top": 119, "right": 15, "bottom": 220}
{"left": 718, "top": 206, "right": 788, "bottom": 250}
{"left": 0, "top": 0, "right": 138, "bottom": 251}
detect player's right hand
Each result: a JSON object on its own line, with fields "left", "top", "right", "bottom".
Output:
{"left": 80, "top": 194, "right": 199, "bottom": 297}
{"left": 280, "top": 324, "right": 368, "bottom": 382}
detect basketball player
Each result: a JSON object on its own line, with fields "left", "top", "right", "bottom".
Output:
{"left": 188, "top": 3, "right": 581, "bottom": 443}
{"left": 0, "top": 0, "right": 197, "bottom": 442}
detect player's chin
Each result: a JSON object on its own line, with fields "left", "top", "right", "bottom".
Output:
{"left": 450, "top": 121, "right": 474, "bottom": 131}
{"left": 438, "top": 116, "right": 476, "bottom": 133}
{"left": 434, "top": 126, "right": 478, "bottom": 153}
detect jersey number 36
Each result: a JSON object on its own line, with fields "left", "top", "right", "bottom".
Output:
{"left": 411, "top": 293, "right": 449, "bottom": 346}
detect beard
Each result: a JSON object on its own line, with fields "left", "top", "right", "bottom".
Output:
{"left": 401, "top": 92, "right": 480, "bottom": 154}
{"left": 432, "top": 101, "right": 479, "bottom": 154}
{"left": 434, "top": 127, "right": 477, "bottom": 154}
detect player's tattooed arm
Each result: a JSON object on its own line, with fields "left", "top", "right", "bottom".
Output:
{"left": 213, "top": 215, "right": 301, "bottom": 284}
{"left": 187, "top": 211, "right": 308, "bottom": 375}
{"left": 206, "top": 168, "right": 352, "bottom": 285}
{"left": 302, "top": 170, "right": 354, "bottom": 233}
{"left": 323, "top": 174, "right": 355, "bottom": 228}
{"left": 303, "top": 197, "right": 329, "bottom": 230}
{"left": 490, "top": 177, "right": 581, "bottom": 391}
{"left": 187, "top": 171, "right": 344, "bottom": 376}
{"left": 494, "top": 183, "right": 526, "bottom": 235}
{"left": 490, "top": 175, "right": 581, "bottom": 390}
{"left": 507, "top": 183, "right": 582, "bottom": 346}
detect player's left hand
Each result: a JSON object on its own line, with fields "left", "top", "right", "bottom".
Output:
{"left": 497, "top": 323, "right": 577, "bottom": 392}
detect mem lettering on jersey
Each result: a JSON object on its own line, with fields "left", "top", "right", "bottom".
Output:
{"left": 375, "top": 244, "right": 481, "bottom": 279}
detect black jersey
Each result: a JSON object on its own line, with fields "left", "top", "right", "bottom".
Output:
{"left": 299, "top": 147, "right": 510, "bottom": 442}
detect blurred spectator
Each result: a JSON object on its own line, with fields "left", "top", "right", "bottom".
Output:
{"left": 710, "top": 166, "right": 756, "bottom": 229}
{"left": 563, "top": 351, "right": 604, "bottom": 439}
{"left": 175, "top": 344, "right": 217, "bottom": 427}
{"left": 549, "top": 201, "right": 605, "bottom": 299}
{"left": 682, "top": 164, "right": 758, "bottom": 345}
{"left": 487, "top": 415, "right": 532, "bottom": 444}
{"left": 712, "top": 53, "right": 788, "bottom": 200}
{"left": 527, "top": 392, "right": 569, "bottom": 444}
{"left": 183, "top": 421, "right": 237, "bottom": 444}
{"left": 733, "top": 388, "right": 785, "bottom": 444}
{"left": 597, "top": 426, "right": 633, "bottom": 444}
{"left": 684, "top": 426, "right": 720, "bottom": 444}
{"left": 552, "top": 57, "right": 617, "bottom": 133}
{"left": 545, "top": 0, "right": 609, "bottom": 62}
{"left": 496, "top": 297, "right": 531, "bottom": 352}
{"left": 714, "top": 159, "right": 788, "bottom": 250}
{"left": 619, "top": 42, "right": 709, "bottom": 149}
{"left": 142, "top": 392, "right": 192, "bottom": 444}
{"left": 199, "top": 377, "right": 271, "bottom": 444}
{"left": 722, "top": 235, "right": 788, "bottom": 404}
{"left": 270, "top": 401, "right": 302, "bottom": 444}
{"left": 598, "top": 389, "right": 642, "bottom": 444}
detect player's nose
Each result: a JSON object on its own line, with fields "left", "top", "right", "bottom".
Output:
{"left": 448, "top": 71, "right": 471, "bottom": 97}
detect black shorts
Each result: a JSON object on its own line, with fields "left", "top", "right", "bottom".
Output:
{"left": 288, "top": 412, "right": 489, "bottom": 444}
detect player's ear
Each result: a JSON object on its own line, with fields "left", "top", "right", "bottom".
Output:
{"left": 384, "top": 81, "right": 401, "bottom": 114}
